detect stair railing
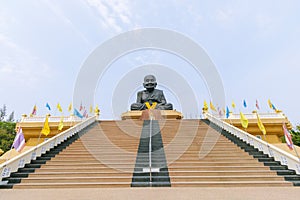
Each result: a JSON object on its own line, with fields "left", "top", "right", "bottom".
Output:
{"left": 205, "top": 113, "right": 300, "bottom": 175}
{"left": 0, "top": 116, "right": 97, "bottom": 182}
{"left": 149, "top": 118, "right": 153, "bottom": 186}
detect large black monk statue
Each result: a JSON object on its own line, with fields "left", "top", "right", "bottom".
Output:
{"left": 131, "top": 75, "right": 173, "bottom": 110}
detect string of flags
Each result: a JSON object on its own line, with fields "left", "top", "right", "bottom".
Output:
{"left": 203, "top": 99, "right": 279, "bottom": 116}
{"left": 203, "top": 98, "right": 282, "bottom": 138}
{"left": 28, "top": 102, "right": 100, "bottom": 118}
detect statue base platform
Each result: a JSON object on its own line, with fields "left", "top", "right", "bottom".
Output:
{"left": 121, "top": 110, "right": 183, "bottom": 120}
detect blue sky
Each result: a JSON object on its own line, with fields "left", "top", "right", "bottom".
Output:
{"left": 0, "top": 0, "right": 300, "bottom": 125}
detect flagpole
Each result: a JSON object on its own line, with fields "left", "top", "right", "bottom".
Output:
{"left": 37, "top": 114, "right": 49, "bottom": 145}
{"left": 6, "top": 115, "right": 25, "bottom": 162}
{"left": 36, "top": 127, "right": 43, "bottom": 146}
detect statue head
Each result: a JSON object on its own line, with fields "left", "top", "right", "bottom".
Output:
{"left": 143, "top": 75, "right": 157, "bottom": 90}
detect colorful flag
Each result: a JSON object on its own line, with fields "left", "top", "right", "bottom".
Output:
{"left": 89, "top": 105, "right": 93, "bottom": 114}
{"left": 267, "top": 99, "right": 273, "bottom": 109}
{"left": 268, "top": 99, "right": 277, "bottom": 111}
{"left": 94, "top": 105, "right": 100, "bottom": 115}
{"left": 210, "top": 101, "right": 217, "bottom": 111}
{"left": 203, "top": 100, "right": 208, "bottom": 110}
{"left": 68, "top": 103, "right": 72, "bottom": 112}
{"left": 13, "top": 127, "right": 25, "bottom": 152}
{"left": 83, "top": 109, "right": 88, "bottom": 118}
{"left": 217, "top": 107, "right": 223, "bottom": 116}
{"left": 232, "top": 101, "right": 236, "bottom": 109}
{"left": 58, "top": 116, "right": 64, "bottom": 131}
{"left": 56, "top": 103, "right": 63, "bottom": 112}
{"left": 283, "top": 123, "right": 294, "bottom": 150}
{"left": 79, "top": 102, "right": 83, "bottom": 111}
{"left": 41, "top": 115, "right": 50, "bottom": 136}
{"left": 272, "top": 103, "right": 277, "bottom": 111}
{"left": 256, "top": 113, "right": 266, "bottom": 135}
{"left": 74, "top": 109, "right": 83, "bottom": 118}
{"left": 226, "top": 106, "right": 230, "bottom": 118}
{"left": 30, "top": 105, "right": 37, "bottom": 116}
{"left": 243, "top": 100, "right": 247, "bottom": 108}
{"left": 240, "top": 112, "right": 248, "bottom": 129}
{"left": 255, "top": 100, "right": 260, "bottom": 110}
{"left": 46, "top": 103, "right": 51, "bottom": 111}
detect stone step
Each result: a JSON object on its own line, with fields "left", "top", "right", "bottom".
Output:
{"left": 13, "top": 182, "right": 131, "bottom": 189}
{"left": 171, "top": 181, "right": 292, "bottom": 187}
{"left": 28, "top": 172, "right": 133, "bottom": 177}
{"left": 167, "top": 166, "right": 272, "bottom": 171}
{"left": 35, "top": 167, "right": 134, "bottom": 172}
{"left": 168, "top": 170, "right": 277, "bottom": 176}
{"left": 21, "top": 177, "right": 133, "bottom": 183}
{"left": 169, "top": 175, "right": 286, "bottom": 181}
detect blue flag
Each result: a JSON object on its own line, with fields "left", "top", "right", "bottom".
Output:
{"left": 226, "top": 106, "right": 230, "bottom": 118}
{"left": 46, "top": 103, "right": 51, "bottom": 111}
{"left": 272, "top": 104, "right": 277, "bottom": 111}
{"left": 74, "top": 108, "right": 83, "bottom": 118}
{"left": 243, "top": 100, "right": 247, "bottom": 108}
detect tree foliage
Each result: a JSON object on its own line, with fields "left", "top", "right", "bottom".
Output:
{"left": 0, "top": 104, "right": 7, "bottom": 121}
{"left": 290, "top": 125, "right": 300, "bottom": 147}
{"left": 0, "top": 121, "right": 16, "bottom": 153}
{"left": 0, "top": 104, "right": 14, "bottom": 122}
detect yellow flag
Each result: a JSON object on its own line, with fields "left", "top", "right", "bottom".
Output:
{"left": 267, "top": 99, "right": 272, "bottom": 109}
{"left": 210, "top": 101, "right": 217, "bottom": 111}
{"left": 203, "top": 100, "right": 208, "bottom": 110}
{"left": 58, "top": 116, "right": 64, "bottom": 131}
{"left": 89, "top": 105, "right": 93, "bottom": 114}
{"left": 256, "top": 113, "right": 266, "bottom": 135}
{"left": 56, "top": 103, "right": 62, "bottom": 112}
{"left": 232, "top": 101, "right": 236, "bottom": 109}
{"left": 240, "top": 112, "right": 248, "bottom": 129}
{"left": 68, "top": 103, "right": 72, "bottom": 112}
{"left": 94, "top": 105, "right": 100, "bottom": 114}
{"left": 41, "top": 115, "right": 51, "bottom": 136}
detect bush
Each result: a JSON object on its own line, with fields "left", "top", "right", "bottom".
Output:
{"left": 291, "top": 125, "right": 300, "bottom": 147}
{"left": 0, "top": 121, "right": 16, "bottom": 152}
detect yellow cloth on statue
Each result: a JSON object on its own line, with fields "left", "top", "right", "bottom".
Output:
{"left": 145, "top": 102, "right": 157, "bottom": 109}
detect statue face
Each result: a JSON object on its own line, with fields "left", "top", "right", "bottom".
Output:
{"left": 143, "top": 75, "right": 157, "bottom": 89}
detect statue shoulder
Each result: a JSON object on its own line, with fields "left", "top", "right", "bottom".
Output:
{"left": 137, "top": 90, "right": 145, "bottom": 95}
{"left": 154, "top": 89, "right": 164, "bottom": 94}
{"left": 154, "top": 89, "right": 163, "bottom": 92}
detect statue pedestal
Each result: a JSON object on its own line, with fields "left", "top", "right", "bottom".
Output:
{"left": 121, "top": 110, "right": 183, "bottom": 120}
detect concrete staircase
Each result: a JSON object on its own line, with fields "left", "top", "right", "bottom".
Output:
{"left": 2, "top": 119, "right": 298, "bottom": 189}
{"left": 160, "top": 120, "right": 293, "bottom": 187}
{"left": 10, "top": 121, "right": 142, "bottom": 189}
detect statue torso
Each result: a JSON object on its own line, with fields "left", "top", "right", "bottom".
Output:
{"left": 139, "top": 89, "right": 163, "bottom": 104}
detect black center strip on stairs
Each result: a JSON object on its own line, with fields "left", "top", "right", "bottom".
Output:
{"left": 202, "top": 119, "right": 300, "bottom": 186}
{"left": 131, "top": 120, "right": 171, "bottom": 187}
{"left": 0, "top": 122, "right": 98, "bottom": 189}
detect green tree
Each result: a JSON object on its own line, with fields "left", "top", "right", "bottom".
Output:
{"left": 0, "top": 104, "right": 7, "bottom": 121}
{"left": 0, "top": 121, "right": 16, "bottom": 153}
{"left": 7, "top": 111, "right": 14, "bottom": 122}
{"left": 290, "top": 125, "right": 300, "bottom": 147}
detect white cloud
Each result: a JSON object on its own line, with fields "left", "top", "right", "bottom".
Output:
{"left": 83, "top": 0, "right": 134, "bottom": 33}
{"left": 214, "top": 7, "right": 234, "bottom": 27}
{"left": 0, "top": 33, "right": 51, "bottom": 88}
{"left": 42, "top": 0, "right": 92, "bottom": 46}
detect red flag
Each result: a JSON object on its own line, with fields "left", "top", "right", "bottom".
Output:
{"left": 283, "top": 123, "right": 294, "bottom": 150}
{"left": 256, "top": 99, "right": 260, "bottom": 110}
{"left": 31, "top": 105, "right": 37, "bottom": 116}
